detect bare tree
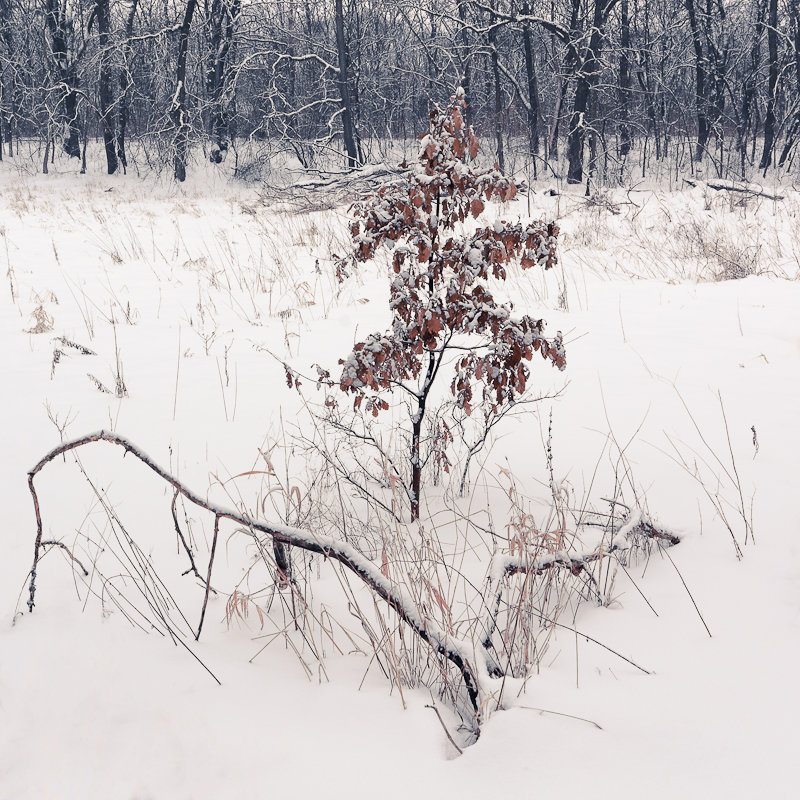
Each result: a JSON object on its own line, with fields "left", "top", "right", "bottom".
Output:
{"left": 173, "top": 0, "right": 198, "bottom": 182}
{"left": 617, "top": 0, "right": 631, "bottom": 157}
{"left": 116, "top": 0, "right": 139, "bottom": 173}
{"left": 44, "top": 0, "right": 83, "bottom": 159}
{"left": 779, "top": 0, "right": 800, "bottom": 166}
{"left": 204, "top": 0, "right": 240, "bottom": 163}
{"left": 566, "top": 0, "right": 619, "bottom": 184}
{"left": 759, "top": 0, "right": 778, "bottom": 170}
{"left": 334, "top": 0, "right": 359, "bottom": 169}
{"left": 0, "top": 0, "right": 14, "bottom": 158}
{"left": 0, "top": 0, "right": 791, "bottom": 181}
{"left": 90, "top": 0, "right": 118, "bottom": 173}
{"left": 520, "top": 2, "right": 541, "bottom": 169}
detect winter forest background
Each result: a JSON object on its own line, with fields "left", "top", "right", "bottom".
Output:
{"left": 0, "top": 0, "right": 797, "bottom": 182}
{"left": 1, "top": 3, "right": 798, "bottom": 799}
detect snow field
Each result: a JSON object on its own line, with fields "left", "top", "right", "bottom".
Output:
{"left": 1, "top": 164, "right": 798, "bottom": 798}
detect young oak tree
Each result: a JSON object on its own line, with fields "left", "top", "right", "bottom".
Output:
{"left": 325, "top": 90, "right": 565, "bottom": 521}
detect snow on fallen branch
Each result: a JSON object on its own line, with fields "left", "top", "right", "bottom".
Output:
{"left": 683, "top": 178, "right": 785, "bottom": 201}
{"left": 25, "top": 431, "right": 680, "bottom": 720}
{"left": 480, "top": 509, "right": 680, "bottom": 654}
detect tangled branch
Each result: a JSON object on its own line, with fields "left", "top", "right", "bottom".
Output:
{"left": 26, "top": 431, "right": 680, "bottom": 720}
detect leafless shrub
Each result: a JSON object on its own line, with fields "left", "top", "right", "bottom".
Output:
{"left": 671, "top": 218, "right": 763, "bottom": 280}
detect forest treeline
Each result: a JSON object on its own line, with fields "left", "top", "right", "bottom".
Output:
{"left": 0, "top": 0, "right": 797, "bottom": 183}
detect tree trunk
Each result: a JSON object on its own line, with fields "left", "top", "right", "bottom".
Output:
{"left": 457, "top": 0, "right": 472, "bottom": 130}
{"left": 0, "top": 0, "right": 6, "bottom": 160}
{"left": 778, "top": 2, "right": 800, "bottom": 166}
{"left": 0, "top": 0, "right": 7, "bottom": 159}
{"left": 117, "top": 0, "right": 139, "bottom": 174}
{"left": 173, "top": 0, "right": 198, "bottom": 182}
{"left": 685, "top": 0, "right": 710, "bottom": 162}
{"left": 566, "top": 0, "right": 615, "bottom": 184}
{"left": 553, "top": 0, "right": 583, "bottom": 162}
{"left": 2, "top": 79, "right": 12, "bottom": 158}
{"left": 410, "top": 405, "right": 423, "bottom": 522}
{"left": 759, "top": 0, "right": 778, "bottom": 170}
{"left": 618, "top": 0, "right": 632, "bottom": 157}
{"left": 521, "top": 4, "right": 540, "bottom": 171}
{"left": 2, "top": 38, "right": 13, "bottom": 158}
{"left": 45, "top": 0, "right": 81, "bottom": 159}
{"left": 94, "top": 0, "right": 118, "bottom": 174}
{"left": 334, "top": 0, "right": 358, "bottom": 170}
{"left": 738, "top": 0, "right": 764, "bottom": 175}
{"left": 62, "top": 79, "right": 81, "bottom": 159}
{"left": 0, "top": 65, "right": 4, "bottom": 161}
{"left": 488, "top": 4, "right": 504, "bottom": 173}
{"left": 206, "top": 0, "right": 240, "bottom": 163}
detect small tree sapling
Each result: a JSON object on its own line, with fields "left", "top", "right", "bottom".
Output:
{"left": 333, "top": 89, "right": 566, "bottom": 519}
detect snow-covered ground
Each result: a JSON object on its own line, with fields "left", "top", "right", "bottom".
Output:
{"left": 1, "top": 160, "right": 798, "bottom": 799}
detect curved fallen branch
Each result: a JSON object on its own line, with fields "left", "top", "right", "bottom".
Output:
{"left": 480, "top": 511, "right": 680, "bottom": 652}
{"left": 26, "top": 431, "right": 486, "bottom": 711}
{"left": 26, "top": 431, "right": 681, "bottom": 720}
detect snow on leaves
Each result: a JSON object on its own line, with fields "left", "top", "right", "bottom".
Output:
{"left": 331, "top": 91, "right": 566, "bottom": 518}
{"left": 338, "top": 90, "right": 565, "bottom": 420}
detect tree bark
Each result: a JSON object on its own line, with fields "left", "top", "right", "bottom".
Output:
{"left": 618, "top": 0, "right": 632, "bottom": 157}
{"left": 4, "top": 13, "right": 16, "bottom": 157}
{"left": 94, "top": 0, "right": 118, "bottom": 174}
{"left": 45, "top": 0, "right": 81, "bottom": 159}
{"left": 759, "top": 0, "right": 778, "bottom": 170}
{"left": 737, "top": 0, "right": 765, "bottom": 175}
{"left": 173, "top": 0, "right": 198, "bottom": 182}
{"left": 778, "top": 2, "right": 800, "bottom": 166}
{"left": 334, "top": 0, "right": 358, "bottom": 170}
{"left": 455, "top": 0, "right": 472, "bottom": 131}
{"left": 685, "top": 0, "right": 710, "bottom": 162}
{"left": 521, "top": 4, "right": 540, "bottom": 171}
{"left": 116, "top": 0, "right": 139, "bottom": 173}
{"left": 0, "top": 0, "right": 7, "bottom": 159}
{"left": 488, "top": 3, "right": 504, "bottom": 173}
{"left": 566, "top": 0, "right": 617, "bottom": 184}
{"left": 410, "top": 298, "right": 440, "bottom": 522}
{"left": 206, "top": 0, "right": 240, "bottom": 163}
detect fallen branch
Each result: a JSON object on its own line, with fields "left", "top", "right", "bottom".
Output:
{"left": 26, "top": 431, "right": 485, "bottom": 712}
{"left": 480, "top": 509, "right": 680, "bottom": 653}
{"left": 289, "top": 163, "right": 411, "bottom": 192}
{"left": 26, "top": 431, "right": 681, "bottom": 722}
{"left": 260, "top": 163, "right": 413, "bottom": 208}
{"left": 684, "top": 178, "right": 784, "bottom": 201}
{"left": 425, "top": 704, "right": 464, "bottom": 754}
